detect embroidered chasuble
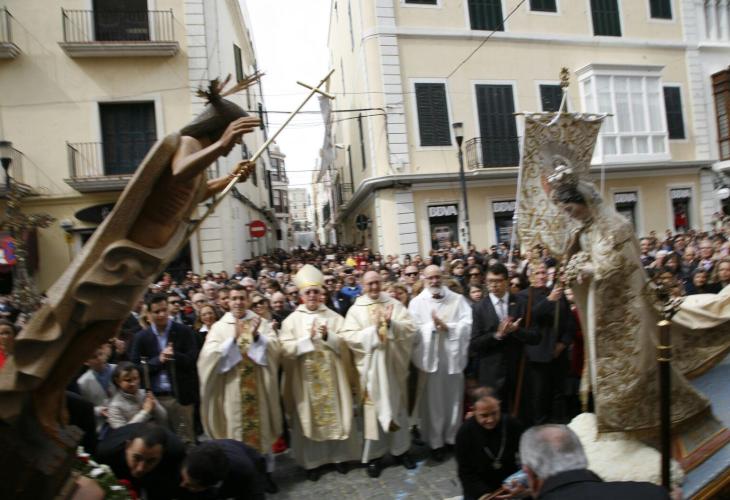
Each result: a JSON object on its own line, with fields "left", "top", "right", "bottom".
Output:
{"left": 197, "top": 312, "right": 282, "bottom": 452}
{"left": 237, "top": 323, "right": 262, "bottom": 451}
{"left": 339, "top": 293, "right": 416, "bottom": 441}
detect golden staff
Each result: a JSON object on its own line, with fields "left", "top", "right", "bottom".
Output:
{"left": 186, "top": 68, "right": 336, "bottom": 237}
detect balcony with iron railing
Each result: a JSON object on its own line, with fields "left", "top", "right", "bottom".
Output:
{"left": 465, "top": 136, "right": 521, "bottom": 170}
{"left": 0, "top": 8, "right": 20, "bottom": 58}
{"left": 65, "top": 140, "right": 154, "bottom": 192}
{"left": 59, "top": 9, "right": 178, "bottom": 57}
{"left": 1, "top": 145, "right": 35, "bottom": 197}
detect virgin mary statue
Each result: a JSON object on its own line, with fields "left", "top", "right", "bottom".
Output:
{"left": 549, "top": 167, "right": 728, "bottom": 437}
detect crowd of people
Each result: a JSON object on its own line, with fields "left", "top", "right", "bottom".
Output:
{"left": 0, "top": 228, "right": 721, "bottom": 499}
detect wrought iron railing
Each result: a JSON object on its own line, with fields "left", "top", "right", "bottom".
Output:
{"left": 67, "top": 140, "right": 153, "bottom": 178}
{"left": 61, "top": 9, "right": 175, "bottom": 43}
{"left": 465, "top": 136, "right": 521, "bottom": 169}
{"left": 0, "top": 145, "right": 24, "bottom": 188}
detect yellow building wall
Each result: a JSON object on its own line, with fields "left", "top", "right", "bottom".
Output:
{"left": 397, "top": 39, "right": 693, "bottom": 172}
{"left": 394, "top": 0, "right": 683, "bottom": 40}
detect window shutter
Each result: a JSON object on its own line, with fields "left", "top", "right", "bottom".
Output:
{"left": 650, "top": 0, "right": 672, "bottom": 20}
{"left": 468, "top": 0, "right": 504, "bottom": 31}
{"left": 100, "top": 102, "right": 156, "bottom": 175}
{"left": 233, "top": 44, "right": 244, "bottom": 82}
{"left": 540, "top": 84, "right": 563, "bottom": 112}
{"left": 663, "top": 87, "right": 685, "bottom": 140}
{"left": 415, "top": 83, "right": 451, "bottom": 147}
{"left": 591, "top": 0, "right": 622, "bottom": 37}
{"left": 530, "top": 0, "right": 557, "bottom": 12}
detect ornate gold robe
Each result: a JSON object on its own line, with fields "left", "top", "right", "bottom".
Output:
{"left": 338, "top": 293, "right": 415, "bottom": 441}
{"left": 197, "top": 311, "right": 282, "bottom": 452}
{"left": 279, "top": 304, "right": 354, "bottom": 440}
{"left": 279, "top": 304, "right": 360, "bottom": 468}
{"left": 566, "top": 211, "right": 713, "bottom": 436}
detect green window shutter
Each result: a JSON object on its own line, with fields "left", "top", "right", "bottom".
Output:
{"left": 591, "top": 0, "right": 622, "bottom": 37}
{"left": 469, "top": 0, "right": 504, "bottom": 31}
{"left": 415, "top": 83, "right": 452, "bottom": 147}
{"left": 663, "top": 86, "right": 685, "bottom": 139}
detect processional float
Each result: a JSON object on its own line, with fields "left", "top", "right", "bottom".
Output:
{"left": 512, "top": 69, "right": 730, "bottom": 498}
{"left": 0, "top": 70, "right": 335, "bottom": 499}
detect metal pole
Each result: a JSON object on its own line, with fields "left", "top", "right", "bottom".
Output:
{"left": 457, "top": 145, "right": 471, "bottom": 245}
{"left": 657, "top": 319, "right": 672, "bottom": 490}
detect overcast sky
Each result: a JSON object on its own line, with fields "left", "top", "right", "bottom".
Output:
{"left": 244, "top": 0, "right": 331, "bottom": 191}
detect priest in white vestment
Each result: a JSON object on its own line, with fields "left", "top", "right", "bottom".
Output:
{"left": 408, "top": 265, "right": 472, "bottom": 462}
{"left": 339, "top": 271, "right": 417, "bottom": 478}
{"left": 279, "top": 265, "right": 360, "bottom": 480}
{"left": 197, "top": 284, "right": 282, "bottom": 488}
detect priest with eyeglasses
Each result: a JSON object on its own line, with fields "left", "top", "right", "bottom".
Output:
{"left": 278, "top": 265, "right": 361, "bottom": 481}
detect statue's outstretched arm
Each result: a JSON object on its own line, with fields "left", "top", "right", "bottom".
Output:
{"left": 172, "top": 116, "right": 260, "bottom": 182}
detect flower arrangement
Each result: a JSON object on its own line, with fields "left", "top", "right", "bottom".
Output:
{"left": 73, "top": 447, "right": 136, "bottom": 500}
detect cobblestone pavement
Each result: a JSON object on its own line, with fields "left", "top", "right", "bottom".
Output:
{"left": 270, "top": 443, "right": 462, "bottom": 499}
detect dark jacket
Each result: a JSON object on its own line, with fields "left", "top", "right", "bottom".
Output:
{"left": 455, "top": 415, "right": 523, "bottom": 500}
{"left": 327, "top": 290, "right": 352, "bottom": 317}
{"left": 131, "top": 321, "right": 199, "bottom": 405}
{"left": 538, "top": 469, "right": 670, "bottom": 500}
{"left": 95, "top": 423, "right": 185, "bottom": 500}
{"left": 470, "top": 294, "right": 539, "bottom": 406}
{"left": 180, "top": 439, "right": 266, "bottom": 500}
{"left": 519, "top": 287, "right": 575, "bottom": 364}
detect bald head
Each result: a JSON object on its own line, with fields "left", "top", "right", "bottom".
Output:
{"left": 362, "top": 271, "right": 382, "bottom": 300}
{"left": 424, "top": 265, "right": 442, "bottom": 291}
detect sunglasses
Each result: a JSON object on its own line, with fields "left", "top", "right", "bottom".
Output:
{"left": 405, "top": 272, "right": 418, "bottom": 277}
{"left": 252, "top": 301, "right": 264, "bottom": 306}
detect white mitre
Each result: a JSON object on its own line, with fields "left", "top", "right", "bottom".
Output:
{"left": 293, "top": 264, "right": 324, "bottom": 289}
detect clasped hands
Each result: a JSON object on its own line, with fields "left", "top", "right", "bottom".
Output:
{"left": 495, "top": 316, "right": 522, "bottom": 340}
{"left": 310, "top": 321, "right": 328, "bottom": 341}
{"left": 159, "top": 343, "right": 174, "bottom": 363}
{"left": 431, "top": 310, "right": 448, "bottom": 333}
{"left": 235, "top": 316, "right": 261, "bottom": 342}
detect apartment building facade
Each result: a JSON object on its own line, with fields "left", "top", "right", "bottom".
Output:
{"left": 324, "top": 0, "right": 730, "bottom": 257}
{"left": 0, "top": 0, "right": 281, "bottom": 292}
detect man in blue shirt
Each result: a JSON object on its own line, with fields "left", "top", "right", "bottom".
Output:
{"left": 339, "top": 269, "right": 362, "bottom": 300}
{"left": 131, "top": 293, "right": 199, "bottom": 444}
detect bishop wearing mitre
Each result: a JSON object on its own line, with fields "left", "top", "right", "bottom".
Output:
{"left": 339, "top": 271, "right": 417, "bottom": 478}
{"left": 278, "top": 264, "right": 361, "bottom": 481}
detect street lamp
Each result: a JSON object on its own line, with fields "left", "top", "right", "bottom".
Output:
{"left": 0, "top": 140, "right": 13, "bottom": 189}
{"left": 452, "top": 122, "right": 471, "bottom": 246}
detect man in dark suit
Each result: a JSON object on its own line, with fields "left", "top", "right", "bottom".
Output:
{"left": 519, "top": 424, "right": 671, "bottom": 499}
{"left": 179, "top": 439, "right": 267, "bottom": 499}
{"left": 324, "top": 272, "right": 352, "bottom": 317}
{"left": 96, "top": 423, "right": 186, "bottom": 500}
{"left": 131, "top": 293, "right": 199, "bottom": 444}
{"left": 470, "top": 263, "right": 539, "bottom": 412}
{"left": 518, "top": 264, "right": 576, "bottom": 425}
{"left": 168, "top": 293, "right": 196, "bottom": 327}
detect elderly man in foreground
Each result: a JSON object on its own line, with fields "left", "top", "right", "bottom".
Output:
{"left": 340, "top": 270, "right": 416, "bottom": 478}
{"left": 408, "top": 265, "right": 472, "bottom": 462}
{"left": 520, "top": 425, "right": 672, "bottom": 499}
{"left": 278, "top": 265, "right": 360, "bottom": 480}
